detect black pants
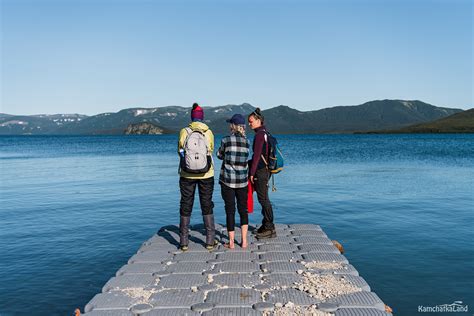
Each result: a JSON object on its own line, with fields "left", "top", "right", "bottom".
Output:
{"left": 254, "top": 168, "right": 274, "bottom": 230}
{"left": 220, "top": 183, "right": 248, "bottom": 231}
{"left": 179, "top": 177, "right": 214, "bottom": 216}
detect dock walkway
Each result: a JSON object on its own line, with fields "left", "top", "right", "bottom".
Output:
{"left": 82, "top": 223, "right": 392, "bottom": 315}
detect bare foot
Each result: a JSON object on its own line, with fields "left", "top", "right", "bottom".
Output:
{"left": 241, "top": 225, "right": 248, "bottom": 249}
{"left": 223, "top": 242, "right": 235, "bottom": 249}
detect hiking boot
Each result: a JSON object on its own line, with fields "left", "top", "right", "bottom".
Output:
{"left": 180, "top": 245, "right": 189, "bottom": 252}
{"left": 256, "top": 228, "right": 277, "bottom": 239}
{"left": 255, "top": 225, "right": 265, "bottom": 234}
{"left": 179, "top": 216, "right": 191, "bottom": 250}
{"left": 205, "top": 239, "right": 219, "bottom": 251}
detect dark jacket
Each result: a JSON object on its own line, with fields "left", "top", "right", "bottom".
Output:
{"left": 249, "top": 125, "right": 268, "bottom": 177}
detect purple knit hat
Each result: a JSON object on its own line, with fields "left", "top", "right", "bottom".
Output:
{"left": 191, "top": 103, "right": 204, "bottom": 121}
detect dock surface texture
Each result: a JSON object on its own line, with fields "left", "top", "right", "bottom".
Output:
{"left": 83, "top": 223, "right": 392, "bottom": 316}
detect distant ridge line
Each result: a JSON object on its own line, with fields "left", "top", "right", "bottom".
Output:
{"left": 0, "top": 99, "right": 466, "bottom": 135}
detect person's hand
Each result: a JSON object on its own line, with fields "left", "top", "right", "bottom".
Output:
{"left": 250, "top": 176, "right": 254, "bottom": 184}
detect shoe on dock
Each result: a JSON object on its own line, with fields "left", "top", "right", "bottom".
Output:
{"left": 205, "top": 239, "right": 219, "bottom": 250}
{"left": 256, "top": 225, "right": 265, "bottom": 234}
{"left": 256, "top": 228, "right": 277, "bottom": 239}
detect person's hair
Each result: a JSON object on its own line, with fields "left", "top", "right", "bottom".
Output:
{"left": 248, "top": 107, "right": 264, "bottom": 122}
{"left": 230, "top": 123, "right": 246, "bottom": 137}
{"left": 192, "top": 103, "right": 199, "bottom": 109}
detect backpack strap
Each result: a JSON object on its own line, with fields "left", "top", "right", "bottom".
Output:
{"left": 182, "top": 127, "right": 193, "bottom": 150}
{"left": 178, "top": 128, "right": 194, "bottom": 174}
{"left": 263, "top": 130, "right": 271, "bottom": 156}
{"left": 260, "top": 131, "right": 270, "bottom": 169}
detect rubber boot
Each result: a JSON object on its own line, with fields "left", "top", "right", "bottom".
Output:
{"left": 203, "top": 214, "right": 217, "bottom": 250}
{"left": 179, "top": 216, "right": 190, "bottom": 251}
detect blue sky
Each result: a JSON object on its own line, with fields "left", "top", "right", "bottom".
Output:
{"left": 1, "top": 0, "right": 472, "bottom": 115}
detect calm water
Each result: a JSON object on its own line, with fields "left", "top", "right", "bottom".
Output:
{"left": 0, "top": 134, "right": 473, "bottom": 316}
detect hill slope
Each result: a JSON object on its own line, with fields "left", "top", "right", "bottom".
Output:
{"left": 262, "top": 100, "right": 462, "bottom": 133}
{"left": 386, "top": 108, "right": 474, "bottom": 133}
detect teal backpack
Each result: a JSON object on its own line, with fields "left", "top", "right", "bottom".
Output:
{"left": 262, "top": 132, "right": 284, "bottom": 191}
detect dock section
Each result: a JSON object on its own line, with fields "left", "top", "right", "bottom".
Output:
{"left": 82, "top": 223, "right": 392, "bottom": 315}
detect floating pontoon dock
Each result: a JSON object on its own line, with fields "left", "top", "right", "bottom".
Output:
{"left": 81, "top": 223, "right": 392, "bottom": 316}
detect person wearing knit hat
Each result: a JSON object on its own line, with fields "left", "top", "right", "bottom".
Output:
{"left": 177, "top": 102, "right": 217, "bottom": 251}
{"left": 191, "top": 103, "right": 204, "bottom": 121}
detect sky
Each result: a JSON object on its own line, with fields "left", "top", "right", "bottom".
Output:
{"left": 1, "top": 0, "right": 472, "bottom": 115}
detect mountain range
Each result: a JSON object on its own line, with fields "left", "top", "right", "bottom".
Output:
{"left": 0, "top": 100, "right": 465, "bottom": 135}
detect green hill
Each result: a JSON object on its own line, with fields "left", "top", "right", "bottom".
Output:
{"left": 382, "top": 109, "right": 474, "bottom": 133}
{"left": 263, "top": 100, "right": 462, "bottom": 134}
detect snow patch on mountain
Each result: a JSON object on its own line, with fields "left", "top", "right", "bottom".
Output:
{"left": 160, "top": 112, "right": 177, "bottom": 117}
{"left": 214, "top": 108, "right": 232, "bottom": 113}
{"left": 53, "top": 118, "right": 78, "bottom": 123}
{"left": 0, "top": 120, "right": 29, "bottom": 126}
{"left": 134, "top": 109, "right": 157, "bottom": 116}
{"left": 401, "top": 101, "right": 416, "bottom": 110}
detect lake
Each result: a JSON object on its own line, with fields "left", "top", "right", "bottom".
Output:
{"left": 0, "top": 134, "right": 473, "bottom": 316}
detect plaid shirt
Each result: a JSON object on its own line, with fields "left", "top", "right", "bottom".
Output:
{"left": 217, "top": 133, "right": 250, "bottom": 188}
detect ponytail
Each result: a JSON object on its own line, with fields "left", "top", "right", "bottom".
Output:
{"left": 248, "top": 107, "right": 264, "bottom": 122}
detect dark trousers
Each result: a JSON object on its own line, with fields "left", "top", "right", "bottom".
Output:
{"left": 179, "top": 177, "right": 214, "bottom": 216}
{"left": 220, "top": 184, "right": 248, "bottom": 231}
{"left": 254, "top": 168, "right": 274, "bottom": 230}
